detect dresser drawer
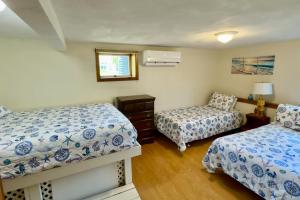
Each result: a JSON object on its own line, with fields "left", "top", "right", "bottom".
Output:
{"left": 123, "top": 103, "right": 134, "bottom": 113}
{"left": 137, "top": 130, "right": 154, "bottom": 144}
{"left": 139, "top": 130, "right": 154, "bottom": 138}
{"left": 133, "top": 119, "right": 154, "bottom": 131}
{"left": 134, "top": 102, "right": 145, "bottom": 112}
{"left": 122, "top": 101, "right": 154, "bottom": 113}
{"left": 145, "top": 101, "right": 154, "bottom": 110}
{"left": 126, "top": 111, "right": 154, "bottom": 121}
{"left": 123, "top": 103, "right": 144, "bottom": 113}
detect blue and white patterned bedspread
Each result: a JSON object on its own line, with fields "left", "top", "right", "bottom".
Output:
{"left": 155, "top": 105, "right": 243, "bottom": 152}
{"left": 0, "top": 103, "right": 137, "bottom": 179}
{"left": 203, "top": 123, "right": 300, "bottom": 199}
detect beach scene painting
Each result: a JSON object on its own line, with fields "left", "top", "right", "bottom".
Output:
{"left": 231, "top": 55, "right": 275, "bottom": 75}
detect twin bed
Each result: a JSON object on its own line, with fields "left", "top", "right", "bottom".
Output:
{"left": 203, "top": 104, "right": 300, "bottom": 200}
{"left": 203, "top": 123, "right": 300, "bottom": 199}
{"left": 0, "top": 103, "right": 141, "bottom": 200}
{"left": 155, "top": 92, "right": 243, "bottom": 152}
{"left": 155, "top": 105, "right": 243, "bottom": 152}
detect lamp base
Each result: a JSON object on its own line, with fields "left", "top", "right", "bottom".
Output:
{"left": 255, "top": 96, "right": 266, "bottom": 116}
{"left": 254, "top": 108, "right": 265, "bottom": 116}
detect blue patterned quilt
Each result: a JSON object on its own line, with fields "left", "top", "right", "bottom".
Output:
{"left": 155, "top": 105, "right": 243, "bottom": 152}
{"left": 0, "top": 103, "right": 137, "bottom": 179}
{"left": 203, "top": 123, "right": 300, "bottom": 199}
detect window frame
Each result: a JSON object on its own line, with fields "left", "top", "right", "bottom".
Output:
{"left": 95, "top": 49, "right": 139, "bottom": 82}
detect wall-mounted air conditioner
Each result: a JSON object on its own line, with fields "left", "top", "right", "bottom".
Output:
{"left": 143, "top": 50, "right": 181, "bottom": 66}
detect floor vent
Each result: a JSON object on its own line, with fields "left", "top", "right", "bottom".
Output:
{"left": 117, "top": 160, "right": 125, "bottom": 186}
{"left": 41, "top": 181, "right": 53, "bottom": 200}
{"left": 5, "top": 189, "right": 25, "bottom": 200}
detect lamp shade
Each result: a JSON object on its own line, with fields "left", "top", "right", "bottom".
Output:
{"left": 253, "top": 83, "right": 273, "bottom": 95}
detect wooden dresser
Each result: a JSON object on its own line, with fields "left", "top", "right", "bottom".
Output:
{"left": 115, "top": 95, "right": 156, "bottom": 144}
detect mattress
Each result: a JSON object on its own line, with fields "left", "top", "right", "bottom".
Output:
{"left": 155, "top": 105, "right": 243, "bottom": 151}
{"left": 203, "top": 123, "right": 300, "bottom": 199}
{"left": 0, "top": 103, "right": 137, "bottom": 179}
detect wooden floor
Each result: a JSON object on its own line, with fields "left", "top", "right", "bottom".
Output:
{"left": 132, "top": 135, "right": 262, "bottom": 200}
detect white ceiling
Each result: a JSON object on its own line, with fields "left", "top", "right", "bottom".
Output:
{"left": 0, "top": 4, "right": 37, "bottom": 38}
{"left": 1, "top": 0, "right": 300, "bottom": 48}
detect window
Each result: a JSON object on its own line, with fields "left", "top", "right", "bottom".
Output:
{"left": 95, "top": 49, "right": 139, "bottom": 82}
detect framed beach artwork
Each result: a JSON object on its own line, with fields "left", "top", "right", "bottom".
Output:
{"left": 231, "top": 55, "right": 275, "bottom": 75}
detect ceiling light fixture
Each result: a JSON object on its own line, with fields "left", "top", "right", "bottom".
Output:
{"left": 0, "top": 1, "right": 6, "bottom": 12}
{"left": 215, "top": 31, "right": 238, "bottom": 44}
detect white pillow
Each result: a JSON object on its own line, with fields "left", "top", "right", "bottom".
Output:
{"left": 294, "top": 110, "right": 300, "bottom": 130}
{"left": 276, "top": 104, "right": 300, "bottom": 131}
{"left": 208, "top": 92, "right": 237, "bottom": 111}
{"left": 208, "top": 92, "right": 224, "bottom": 110}
{"left": 230, "top": 96, "right": 238, "bottom": 111}
{"left": 0, "top": 106, "right": 11, "bottom": 118}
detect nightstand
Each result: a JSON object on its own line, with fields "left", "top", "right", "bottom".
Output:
{"left": 241, "top": 113, "right": 271, "bottom": 131}
{"left": 115, "top": 95, "right": 156, "bottom": 144}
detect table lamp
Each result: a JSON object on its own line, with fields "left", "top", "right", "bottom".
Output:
{"left": 252, "top": 82, "right": 273, "bottom": 116}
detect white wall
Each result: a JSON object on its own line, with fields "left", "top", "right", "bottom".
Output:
{"left": 1, "top": 37, "right": 299, "bottom": 117}
{"left": 215, "top": 40, "right": 300, "bottom": 118}
{"left": 0, "top": 38, "right": 219, "bottom": 111}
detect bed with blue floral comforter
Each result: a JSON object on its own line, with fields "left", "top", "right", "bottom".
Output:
{"left": 155, "top": 105, "right": 243, "bottom": 152}
{"left": 0, "top": 103, "right": 137, "bottom": 179}
{"left": 203, "top": 123, "right": 300, "bottom": 199}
